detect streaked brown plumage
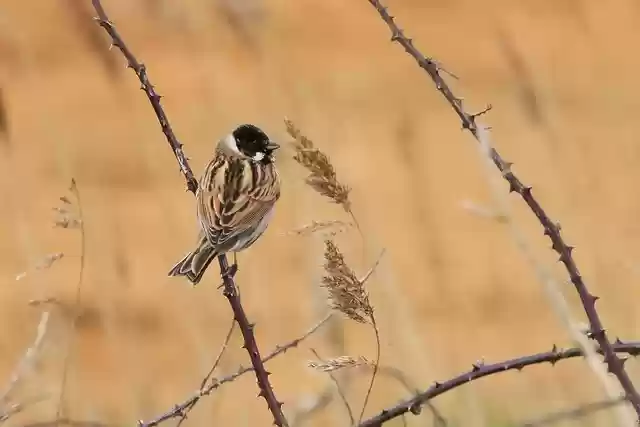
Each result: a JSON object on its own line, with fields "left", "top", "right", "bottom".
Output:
{"left": 169, "top": 124, "right": 280, "bottom": 285}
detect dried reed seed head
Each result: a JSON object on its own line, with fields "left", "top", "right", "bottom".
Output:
{"left": 289, "top": 220, "right": 353, "bottom": 237}
{"left": 16, "top": 252, "right": 65, "bottom": 281}
{"left": 308, "top": 355, "right": 371, "bottom": 372}
{"left": 322, "top": 239, "right": 373, "bottom": 324}
{"left": 53, "top": 194, "right": 81, "bottom": 229}
{"left": 284, "top": 118, "right": 351, "bottom": 212}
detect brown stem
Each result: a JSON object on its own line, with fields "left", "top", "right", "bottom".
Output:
{"left": 363, "top": 0, "right": 640, "bottom": 420}
{"left": 357, "top": 314, "right": 380, "bottom": 424}
{"left": 217, "top": 256, "right": 289, "bottom": 426}
{"left": 90, "top": 2, "right": 288, "bottom": 425}
{"left": 359, "top": 341, "right": 640, "bottom": 427}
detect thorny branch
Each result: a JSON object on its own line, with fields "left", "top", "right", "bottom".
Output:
{"left": 138, "top": 313, "right": 333, "bottom": 427}
{"left": 364, "top": 0, "right": 640, "bottom": 421}
{"left": 90, "top": 1, "right": 288, "bottom": 426}
{"left": 217, "top": 254, "right": 288, "bottom": 426}
{"left": 359, "top": 340, "right": 640, "bottom": 427}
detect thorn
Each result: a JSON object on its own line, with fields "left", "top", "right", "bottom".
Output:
{"left": 620, "top": 356, "right": 629, "bottom": 367}
{"left": 615, "top": 337, "right": 623, "bottom": 345}
{"left": 278, "top": 401, "right": 284, "bottom": 409}
{"left": 470, "top": 104, "right": 493, "bottom": 121}
{"left": 566, "top": 246, "right": 575, "bottom": 256}
{"left": 508, "top": 181, "right": 518, "bottom": 193}
{"left": 521, "top": 186, "right": 532, "bottom": 197}
{"left": 258, "top": 390, "right": 266, "bottom": 398}
{"left": 433, "top": 381, "right": 442, "bottom": 388}
{"left": 551, "top": 344, "right": 559, "bottom": 354}
{"left": 409, "top": 403, "right": 422, "bottom": 415}
{"left": 265, "top": 370, "right": 272, "bottom": 376}
{"left": 436, "top": 61, "right": 459, "bottom": 80}
{"left": 471, "top": 359, "right": 484, "bottom": 372}
{"left": 502, "top": 161, "right": 513, "bottom": 174}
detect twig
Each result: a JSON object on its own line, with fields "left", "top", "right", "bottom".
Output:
{"left": 363, "top": 0, "right": 640, "bottom": 420}
{"left": 357, "top": 251, "right": 384, "bottom": 424}
{"left": 23, "top": 418, "right": 113, "bottom": 427}
{"left": 357, "top": 315, "right": 379, "bottom": 424}
{"left": 56, "top": 179, "right": 86, "bottom": 421}
{"left": 90, "top": 2, "right": 288, "bottom": 425}
{"left": 519, "top": 396, "right": 626, "bottom": 427}
{"left": 310, "top": 348, "right": 355, "bottom": 425}
{"left": 0, "top": 395, "right": 49, "bottom": 425}
{"left": 288, "top": 384, "right": 337, "bottom": 427}
{"left": 200, "top": 320, "right": 237, "bottom": 391}
{"left": 175, "top": 320, "right": 236, "bottom": 427}
{"left": 368, "top": 365, "right": 447, "bottom": 427}
{"left": 358, "top": 340, "right": 640, "bottom": 427}
{"left": 139, "top": 313, "right": 333, "bottom": 427}
{"left": 0, "top": 311, "right": 50, "bottom": 403}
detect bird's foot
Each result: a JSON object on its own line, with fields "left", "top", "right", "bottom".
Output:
{"left": 220, "top": 262, "right": 238, "bottom": 282}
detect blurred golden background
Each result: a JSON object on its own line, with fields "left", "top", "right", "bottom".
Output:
{"left": 2, "top": 0, "right": 640, "bottom": 425}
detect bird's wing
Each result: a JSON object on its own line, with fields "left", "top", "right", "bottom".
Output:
{"left": 197, "top": 159, "right": 280, "bottom": 249}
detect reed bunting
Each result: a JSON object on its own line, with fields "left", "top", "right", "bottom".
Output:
{"left": 169, "top": 124, "right": 281, "bottom": 285}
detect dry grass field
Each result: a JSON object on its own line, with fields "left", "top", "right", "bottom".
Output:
{"left": 2, "top": 0, "right": 640, "bottom": 426}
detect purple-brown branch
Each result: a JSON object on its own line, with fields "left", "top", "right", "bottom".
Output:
{"left": 90, "top": 1, "right": 288, "bottom": 426}
{"left": 359, "top": 340, "right": 640, "bottom": 427}
{"left": 363, "top": 0, "right": 640, "bottom": 420}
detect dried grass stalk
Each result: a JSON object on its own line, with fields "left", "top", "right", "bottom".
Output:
{"left": 285, "top": 118, "right": 351, "bottom": 212}
{"left": 321, "top": 239, "right": 373, "bottom": 324}
{"left": 289, "top": 220, "right": 352, "bottom": 237}
{"left": 308, "top": 356, "right": 371, "bottom": 372}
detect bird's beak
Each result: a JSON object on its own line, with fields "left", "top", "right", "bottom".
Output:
{"left": 266, "top": 141, "right": 280, "bottom": 151}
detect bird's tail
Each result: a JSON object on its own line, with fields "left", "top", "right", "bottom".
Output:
{"left": 168, "top": 234, "right": 218, "bottom": 286}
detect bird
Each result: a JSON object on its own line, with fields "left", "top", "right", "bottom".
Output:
{"left": 169, "top": 124, "right": 281, "bottom": 285}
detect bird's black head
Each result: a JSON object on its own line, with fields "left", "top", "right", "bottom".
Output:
{"left": 232, "top": 124, "right": 279, "bottom": 163}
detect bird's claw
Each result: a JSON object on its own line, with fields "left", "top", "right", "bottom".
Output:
{"left": 221, "top": 263, "right": 238, "bottom": 280}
